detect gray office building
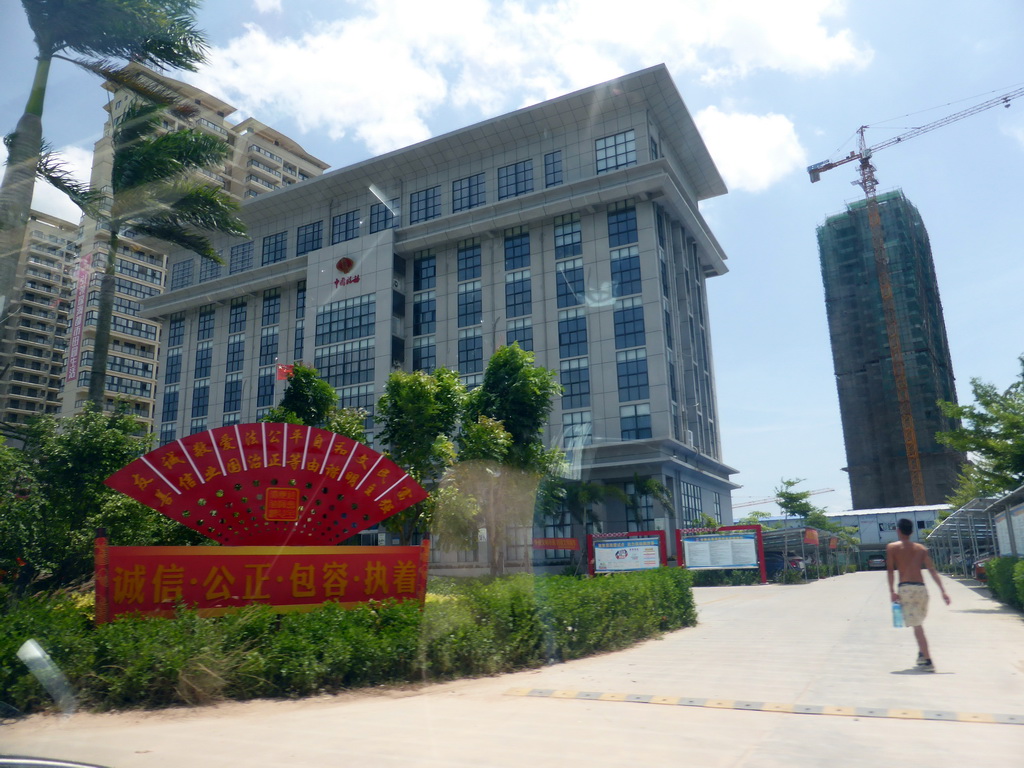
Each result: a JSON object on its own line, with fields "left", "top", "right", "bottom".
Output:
{"left": 144, "top": 64, "right": 738, "bottom": 561}
{"left": 817, "top": 190, "right": 964, "bottom": 509}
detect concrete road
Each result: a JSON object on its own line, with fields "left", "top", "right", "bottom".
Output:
{"left": 3, "top": 571, "right": 1022, "bottom": 767}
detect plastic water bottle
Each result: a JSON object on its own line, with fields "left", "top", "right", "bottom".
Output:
{"left": 892, "top": 602, "right": 904, "bottom": 628}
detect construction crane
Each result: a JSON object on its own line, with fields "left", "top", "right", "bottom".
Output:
{"left": 808, "top": 86, "right": 1024, "bottom": 506}
{"left": 733, "top": 488, "right": 834, "bottom": 509}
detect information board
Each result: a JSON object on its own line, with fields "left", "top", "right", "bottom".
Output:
{"left": 589, "top": 533, "right": 665, "bottom": 574}
{"left": 681, "top": 531, "right": 759, "bottom": 570}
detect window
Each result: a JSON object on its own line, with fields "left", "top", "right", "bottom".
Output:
{"left": 296, "top": 221, "right": 323, "bottom": 256}
{"left": 458, "top": 327, "right": 483, "bottom": 374}
{"left": 262, "top": 231, "right": 287, "bottom": 265}
{"left": 230, "top": 241, "right": 254, "bottom": 273}
{"left": 409, "top": 186, "right": 441, "bottom": 224}
{"left": 229, "top": 298, "right": 247, "bottom": 333}
{"left": 259, "top": 326, "right": 279, "bottom": 366}
{"left": 413, "top": 291, "right": 436, "bottom": 335}
{"left": 168, "top": 314, "right": 185, "bottom": 347}
{"left": 617, "top": 348, "right": 649, "bottom": 402}
{"left": 611, "top": 245, "right": 642, "bottom": 296}
{"left": 505, "top": 269, "right": 532, "bottom": 318}
{"left": 504, "top": 228, "right": 530, "bottom": 270}
{"left": 561, "top": 357, "right": 590, "bottom": 409}
{"left": 331, "top": 210, "right": 360, "bottom": 243}
{"left": 620, "top": 403, "right": 652, "bottom": 440}
{"left": 197, "top": 306, "right": 216, "bottom": 340}
{"left": 596, "top": 129, "right": 636, "bottom": 174}
{"left": 713, "top": 491, "right": 722, "bottom": 524}
{"left": 506, "top": 317, "right": 532, "bottom": 351}
{"left": 159, "top": 423, "right": 176, "bottom": 446}
{"left": 554, "top": 213, "right": 582, "bottom": 258}
{"left": 625, "top": 480, "right": 655, "bottom": 532}
{"left": 544, "top": 150, "right": 563, "bottom": 187}
{"left": 457, "top": 240, "right": 481, "bottom": 281}
{"left": 457, "top": 281, "right": 482, "bottom": 327}
{"left": 556, "top": 258, "right": 584, "bottom": 308}
{"left": 198, "top": 256, "right": 221, "bottom": 282}
{"left": 558, "top": 309, "right": 588, "bottom": 358}
{"left": 614, "top": 297, "right": 646, "bottom": 349}
{"left": 194, "top": 341, "right": 212, "bottom": 379}
{"left": 608, "top": 203, "right": 638, "bottom": 246}
{"left": 162, "top": 385, "right": 179, "bottom": 422}
{"left": 413, "top": 253, "right": 436, "bottom": 291}
{"left": 191, "top": 381, "right": 210, "bottom": 418}
{"left": 369, "top": 199, "right": 399, "bottom": 232}
{"left": 498, "top": 159, "right": 533, "bottom": 200}
{"left": 314, "top": 338, "right": 375, "bottom": 387}
{"left": 664, "top": 304, "right": 673, "bottom": 350}
{"left": 294, "top": 319, "right": 304, "bottom": 361}
{"left": 412, "top": 335, "right": 435, "bottom": 372}
{"left": 189, "top": 418, "right": 208, "bottom": 435}
{"left": 452, "top": 173, "right": 485, "bottom": 212}
{"left": 681, "top": 481, "right": 703, "bottom": 525}
{"left": 226, "top": 334, "right": 245, "bottom": 373}
{"left": 223, "top": 373, "right": 243, "bottom": 413}
{"left": 562, "top": 410, "right": 592, "bottom": 447}
{"left": 164, "top": 349, "right": 182, "bottom": 384}
{"left": 169, "top": 260, "right": 193, "bottom": 290}
{"left": 257, "top": 367, "right": 276, "bottom": 407}
{"left": 296, "top": 281, "right": 306, "bottom": 319}
{"left": 315, "top": 294, "right": 376, "bottom": 345}
{"left": 262, "top": 289, "right": 280, "bottom": 326}
{"left": 542, "top": 510, "right": 573, "bottom": 560}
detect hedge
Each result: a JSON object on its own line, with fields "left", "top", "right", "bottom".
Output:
{"left": 0, "top": 568, "right": 696, "bottom": 713}
{"left": 984, "top": 556, "right": 1024, "bottom": 610}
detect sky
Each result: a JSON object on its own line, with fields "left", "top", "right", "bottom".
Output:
{"left": 2, "top": 0, "right": 1023, "bottom": 514}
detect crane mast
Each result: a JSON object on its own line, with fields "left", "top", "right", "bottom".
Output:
{"left": 809, "top": 86, "right": 1024, "bottom": 506}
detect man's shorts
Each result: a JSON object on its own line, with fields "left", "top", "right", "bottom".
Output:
{"left": 898, "top": 583, "right": 929, "bottom": 627}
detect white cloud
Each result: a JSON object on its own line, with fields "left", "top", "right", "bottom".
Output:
{"left": 0, "top": 142, "right": 92, "bottom": 224}
{"left": 695, "top": 106, "right": 808, "bottom": 193}
{"left": 189, "top": 0, "right": 870, "bottom": 163}
{"left": 252, "top": 0, "right": 282, "bottom": 13}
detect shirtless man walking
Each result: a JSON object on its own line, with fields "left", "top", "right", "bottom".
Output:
{"left": 886, "top": 518, "right": 950, "bottom": 672}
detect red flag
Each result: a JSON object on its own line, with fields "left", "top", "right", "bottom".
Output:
{"left": 276, "top": 363, "right": 294, "bottom": 380}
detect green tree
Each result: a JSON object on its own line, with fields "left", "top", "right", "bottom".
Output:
{"left": 464, "top": 344, "right": 561, "bottom": 470}
{"left": 263, "top": 364, "right": 337, "bottom": 427}
{"left": 1, "top": 0, "right": 208, "bottom": 315}
{"left": 2, "top": 406, "right": 203, "bottom": 588}
{"left": 376, "top": 369, "right": 464, "bottom": 544}
{"left": 774, "top": 478, "right": 823, "bottom": 520}
{"left": 323, "top": 407, "right": 370, "bottom": 446}
{"left": 89, "top": 99, "right": 246, "bottom": 406}
{"left": 937, "top": 361, "right": 1024, "bottom": 506}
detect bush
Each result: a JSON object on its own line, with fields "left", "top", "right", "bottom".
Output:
{"left": 689, "top": 569, "right": 759, "bottom": 586}
{"left": 1015, "top": 560, "right": 1024, "bottom": 610}
{"left": 986, "top": 557, "right": 1022, "bottom": 609}
{"left": 0, "top": 568, "right": 697, "bottom": 713}
{"left": 775, "top": 569, "right": 805, "bottom": 585}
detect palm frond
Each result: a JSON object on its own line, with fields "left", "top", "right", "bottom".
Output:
{"left": 129, "top": 220, "right": 217, "bottom": 260}
{"left": 36, "top": 148, "right": 103, "bottom": 219}
{"left": 62, "top": 58, "right": 198, "bottom": 119}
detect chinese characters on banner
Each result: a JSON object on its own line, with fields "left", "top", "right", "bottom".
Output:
{"left": 104, "top": 424, "right": 428, "bottom": 546}
{"left": 532, "top": 538, "right": 579, "bottom": 550}
{"left": 95, "top": 540, "right": 430, "bottom": 622}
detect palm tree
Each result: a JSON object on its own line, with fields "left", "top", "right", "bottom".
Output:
{"left": 1, "top": 0, "right": 207, "bottom": 315}
{"left": 87, "top": 100, "right": 246, "bottom": 407}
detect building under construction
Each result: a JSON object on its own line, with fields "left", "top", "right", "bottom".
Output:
{"left": 817, "top": 190, "right": 964, "bottom": 509}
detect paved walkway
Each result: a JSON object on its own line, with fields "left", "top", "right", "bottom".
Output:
{"left": 3, "top": 571, "right": 1023, "bottom": 767}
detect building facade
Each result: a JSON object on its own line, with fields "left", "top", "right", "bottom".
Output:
{"left": 60, "top": 64, "right": 328, "bottom": 427}
{"left": 0, "top": 211, "right": 79, "bottom": 431}
{"left": 817, "top": 190, "right": 964, "bottom": 509}
{"left": 144, "top": 65, "right": 738, "bottom": 562}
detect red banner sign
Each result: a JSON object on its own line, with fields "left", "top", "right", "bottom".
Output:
{"left": 532, "top": 538, "right": 579, "bottom": 550}
{"left": 94, "top": 539, "right": 430, "bottom": 622}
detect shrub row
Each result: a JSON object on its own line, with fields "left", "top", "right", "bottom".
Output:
{"left": 985, "top": 556, "right": 1024, "bottom": 610}
{"left": 0, "top": 568, "right": 696, "bottom": 713}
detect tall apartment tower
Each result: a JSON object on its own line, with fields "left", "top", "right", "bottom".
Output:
{"left": 817, "top": 190, "right": 964, "bottom": 509}
{"left": 60, "top": 64, "right": 328, "bottom": 427}
{"left": 0, "top": 211, "right": 79, "bottom": 431}
{"left": 143, "top": 65, "right": 739, "bottom": 552}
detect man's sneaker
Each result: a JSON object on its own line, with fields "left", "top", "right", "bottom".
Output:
{"left": 920, "top": 658, "right": 934, "bottom": 672}
{"left": 916, "top": 653, "right": 928, "bottom": 666}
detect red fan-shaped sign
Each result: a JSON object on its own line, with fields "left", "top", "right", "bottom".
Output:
{"left": 105, "top": 424, "right": 427, "bottom": 546}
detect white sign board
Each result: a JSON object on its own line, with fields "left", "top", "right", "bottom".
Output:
{"left": 682, "top": 532, "right": 759, "bottom": 570}
{"left": 593, "top": 536, "right": 662, "bottom": 573}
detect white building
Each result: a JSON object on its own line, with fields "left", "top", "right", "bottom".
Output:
{"left": 143, "top": 64, "right": 739, "bottom": 565}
